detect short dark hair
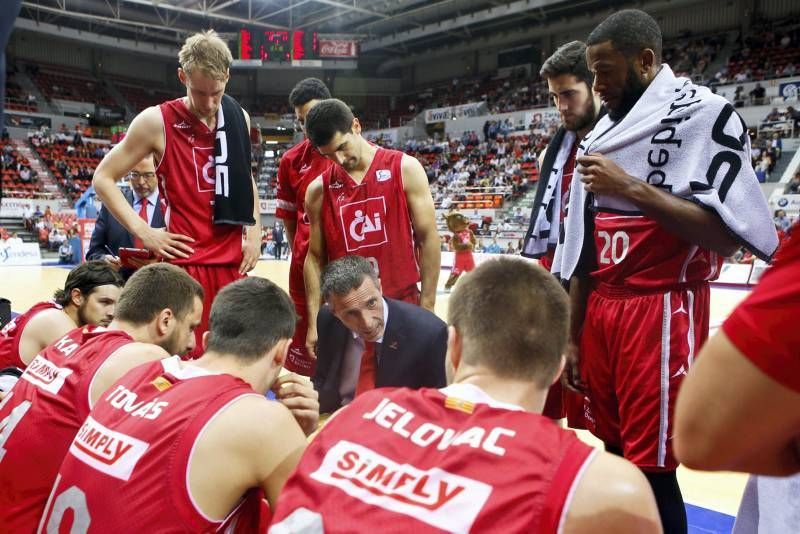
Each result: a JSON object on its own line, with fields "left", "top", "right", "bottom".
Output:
{"left": 288, "top": 78, "right": 331, "bottom": 108}
{"left": 304, "top": 98, "right": 354, "bottom": 147}
{"left": 540, "top": 41, "right": 593, "bottom": 88}
{"left": 54, "top": 261, "right": 124, "bottom": 307}
{"left": 114, "top": 263, "right": 204, "bottom": 324}
{"left": 205, "top": 277, "right": 297, "bottom": 361}
{"left": 320, "top": 255, "right": 378, "bottom": 303}
{"left": 448, "top": 257, "right": 569, "bottom": 388}
{"left": 587, "top": 9, "right": 662, "bottom": 63}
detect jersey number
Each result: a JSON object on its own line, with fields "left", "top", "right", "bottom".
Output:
{"left": 43, "top": 478, "right": 91, "bottom": 534}
{"left": 598, "top": 231, "right": 629, "bottom": 265}
{"left": 0, "top": 395, "right": 31, "bottom": 463}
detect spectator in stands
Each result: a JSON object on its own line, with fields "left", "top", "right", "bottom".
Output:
{"left": 22, "top": 204, "right": 33, "bottom": 231}
{"left": 485, "top": 236, "right": 502, "bottom": 254}
{"left": 775, "top": 210, "right": 792, "bottom": 232}
{"left": 787, "top": 106, "right": 800, "bottom": 134}
{"left": 48, "top": 228, "right": 65, "bottom": 251}
{"left": 19, "top": 166, "right": 31, "bottom": 182}
{"left": 33, "top": 204, "right": 43, "bottom": 219}
{"left": 505, "top": 241, "right": 517, "bottom": 255}
{"left": 786, "top": 171, "right": 800, "bottom": 194}
{"left": 58, "top": 239, "right": 73, "bottom": 264}
{"left": 766, "top": 108, "right": 782, "bottom": 122}
{"left": 750, "top": 83, "right": 766, "bottom": 105}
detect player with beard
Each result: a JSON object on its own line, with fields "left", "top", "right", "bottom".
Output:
{"left": 276, "top": 78, "right": 333, "bottom": 376}
{"left": 560, "top": 10, "right": 773, "bottom": 532}
{"left": 0, "top": 263, "right": 203, "bottom": 531}
{"left": 0, "top": 261, "right": 123, "bottom": 369}
{"left": 302, "top": 99, "right": 440, "bottom": 359}
{"left": 521, "top": 41, "right": 600, "bottom": 424}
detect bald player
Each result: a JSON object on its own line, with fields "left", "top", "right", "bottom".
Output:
{"left": 271, "top": 258, "right": 661, "bottom": 534}
{"left": 277, "top": 78, "right": 333, "bottom": 376}
{"left": 0, "top": 263, "right": 203, "bottom": 531}
{"left": 42, "top": 277, "right": 317, "bottom": 532}
{"left": 0, "top": 261, "right": 123, "bottom": 369}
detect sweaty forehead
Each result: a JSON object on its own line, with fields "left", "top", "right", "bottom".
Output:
{"left": 90, "top": 284, "right": 122, "bottom": 301}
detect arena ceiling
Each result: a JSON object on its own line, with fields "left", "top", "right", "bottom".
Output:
{"left": 16, "top": 0, "right": 634, "bottom": 55}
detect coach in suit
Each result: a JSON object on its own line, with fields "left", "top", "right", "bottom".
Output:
{"left": 86, "top": 156, "right": 163, "bottom": 276}
{"left": 313, "top": 255, "right": 447, "bottom": 414}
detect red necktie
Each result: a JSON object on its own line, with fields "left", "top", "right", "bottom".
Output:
{"left": 133, "top": 198, "right": 148, "bottom": 249}
{"left": 355, "top": 341, "right": 377, "bottom": 397}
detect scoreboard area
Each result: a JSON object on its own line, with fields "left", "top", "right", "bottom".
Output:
{"left": 238, "top": 28, "right": 319, "bottom": 62}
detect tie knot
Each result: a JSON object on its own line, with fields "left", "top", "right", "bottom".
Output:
{"left": 140, "top": 198, "right": 148, "bottom": 206}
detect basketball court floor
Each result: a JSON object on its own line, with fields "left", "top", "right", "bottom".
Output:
{"left": 1, "top": 260, "right": 752, "bottom": 533}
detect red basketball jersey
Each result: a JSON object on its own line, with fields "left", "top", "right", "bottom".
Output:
{"left": 276, "top": 138, "right": 333, "bottom": 290}
{"left": 321, "top": 148, "right": 420, "bottom": 297}
{"left": 158, "top": 98, "right": 243, "bottom": 267}
{"left": 591, "top": 211, "right": 723, "bottom": 290}
{"left": 42, "top": 356, "right": 266, "bottom": 533}
{"left": 0, "top": 326, "right": 123, "bottom": 532}
{"left": 0, "top": 300, "right": 60, "bottom": 369}
{"left": 271, "top": 384, "right": 595, "bottom": 533}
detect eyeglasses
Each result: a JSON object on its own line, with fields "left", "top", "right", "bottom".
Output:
{"left": 129, "top": 171, "right": 156, "bottom": 180}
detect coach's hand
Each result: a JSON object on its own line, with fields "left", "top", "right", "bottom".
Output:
{"left": 563, "top": 342, "right": 585, "bottom": 394}
{"left": 577, "top": 153, "right": 637, "bottom": 197}
{"left": 140, "top": 227, "right": 194, "bottom": 260}
{"left": 305, "top": 326, "right": 318, "bottom": 361}
{"left": 240, "top": 227, "right": 261, "bottom": 274}
{"left": 273, "top": 373, "right": 319, "bottom": 436}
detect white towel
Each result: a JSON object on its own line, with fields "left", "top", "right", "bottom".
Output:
{"left": 553, "top": 65, "right": 778, "bottom": 280}
{"left": 522, "top": 131, "right": 576, "bottom": 259}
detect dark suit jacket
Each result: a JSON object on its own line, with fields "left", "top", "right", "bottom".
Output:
{"left": 86, "top": 189, "right": 165, "bottom": 261}
{"left": 313, "top": 298, "right": 448, "bottom": 413}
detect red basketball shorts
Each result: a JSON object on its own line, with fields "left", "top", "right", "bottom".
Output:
{"left": 183, "top": 264, "right": 244, "bottom": 359}
{"left": 542, "top": 381, "right": 586, "bottom": 429}
{"left": 579, "top": 282, "right": 710, "bottom": 471}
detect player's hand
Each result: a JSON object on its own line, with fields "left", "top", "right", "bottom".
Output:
{"left": 139, "top": 227, "right": 194, "bottom": 260}
{"left": 272, "top": 373, "right": 319, "bottom": 436}
{"left": 102, "top": 254, "right": 122, "bottom": 269}
{"left": 562, "top": 342, "right": 585, "bottom": 394}
{"left": 240, "top": 227, "right": 261, "bottom": 274}
{"left": 305, "top": 326, "right": 318, "bottom": 360}
{"left": 577, "top": 153, "right": 636, "bottom": 197}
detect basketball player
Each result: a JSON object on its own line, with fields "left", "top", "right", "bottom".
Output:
{"left": 303, "top": 99, "right": 440, "bottom": 358}
{"left": 560, "top": 10, "right": 776, "bottom": 532}
{"left": 521, "top": 40, "right": 601, "bottom": 423}
{"left": 91, "top": 30, "right": 261, "bottom": 357}
{"left": 277, "top": 78, "right": 333, "bottom": 376}
{"left": 0, "top": 261, "right": 122, "bottom": 369}
{"left": 41, "top": 277, "right": 315, "bottom": 532}
{"left": 675, "top": 221, "right": 800, "bottom": 475}
{"left": 270, "top": 258, "right": 661, "bottom": 533}
{"left": 675, "top": 224, "right": 800, "bottom": 533}
{"left": 0, "top": 263, "right": 203, "bottom": 531}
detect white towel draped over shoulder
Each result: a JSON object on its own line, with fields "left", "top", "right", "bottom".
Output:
{"left": 552, "top": 65, "right": 778, "bottom": 281}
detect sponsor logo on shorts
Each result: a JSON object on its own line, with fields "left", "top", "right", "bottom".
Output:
{"left": 339, "top": 197, "right": 388, "bottom": 252}
{"left": 69, "top": 416, "right": 149, "bottom": 481}
{"left": 21, "top": 355, "right": 73, "bottom": 395}
{"left": 310, "top": 440, "right": 492, "bottom": 532}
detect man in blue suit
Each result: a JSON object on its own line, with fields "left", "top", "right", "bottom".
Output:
{"left": 86, "top": 156, "right": 164, "bottom": 277}
{"left": 312, "top": 255, "right": 447, "bottom": 414}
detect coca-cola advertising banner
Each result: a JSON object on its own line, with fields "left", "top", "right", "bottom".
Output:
{"left": 319, "top": 39, "right": 359, "bottom": 58}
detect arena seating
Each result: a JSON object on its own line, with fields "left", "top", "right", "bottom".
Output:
{"left": 32, "top": 140, "right": 103, "bottom": 202}
{"left": 30, "top": 64, "right": 115, "bottom": 107}
{"left": 1, "top": 141, "right": 39, "bottom": 199}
